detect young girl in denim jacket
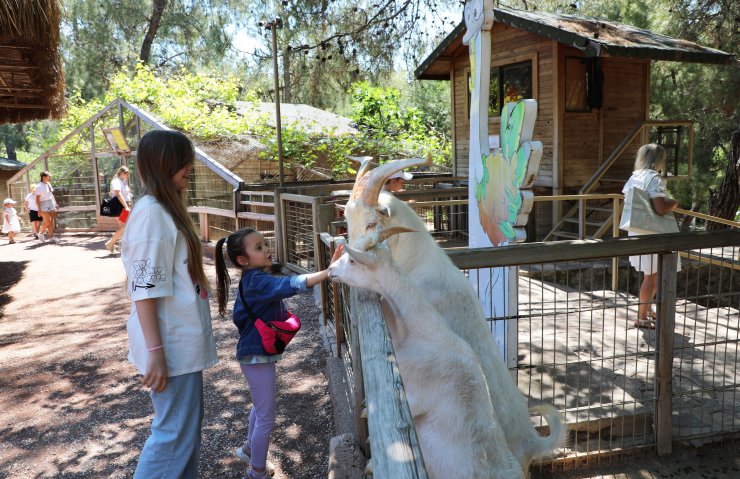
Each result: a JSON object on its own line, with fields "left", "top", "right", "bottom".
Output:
{"left": 215, "top": 227, "right": 342, "bottom": 479}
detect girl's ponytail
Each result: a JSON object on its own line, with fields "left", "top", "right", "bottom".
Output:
{"left": 215, "top": 237, "right": 230, "bottom": 316}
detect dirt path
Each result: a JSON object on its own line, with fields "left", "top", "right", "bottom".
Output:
{"left": 0, "top": 233, "right": 332, "bottom": 479}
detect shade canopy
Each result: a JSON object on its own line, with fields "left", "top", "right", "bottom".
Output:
{"left": 0, "top": 0, "right": 66, "bottom": 124}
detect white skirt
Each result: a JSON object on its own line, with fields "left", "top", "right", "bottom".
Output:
{"left": 2, "top": 216, "right": 21, "bottom": 234}
{"left": 629, "top": 253, "right": 682, "bottom": 275}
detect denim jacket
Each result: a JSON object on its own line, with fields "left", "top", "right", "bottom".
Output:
{"left": 233, "top": 268, "right": 309, "bottom": 359}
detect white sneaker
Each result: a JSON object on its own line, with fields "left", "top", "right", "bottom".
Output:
{"left": 38, "top": 234, "right": 46, "bottom": 243}
{"left": 234, "top": 445, "right": 275, "bottom": 476}
{"left": 105, "top": 241, "right": 115, "bottom": 252}
{"left": 50, "top": 237, "right": 60, "bottom": 244}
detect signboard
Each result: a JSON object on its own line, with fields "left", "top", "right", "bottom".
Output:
{"left": 101, "top": 127, "right": 130, "bottom": 154}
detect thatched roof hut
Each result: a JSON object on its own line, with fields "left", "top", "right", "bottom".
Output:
{"left": 0, "top": 0, "right": 66, "bottom": 124}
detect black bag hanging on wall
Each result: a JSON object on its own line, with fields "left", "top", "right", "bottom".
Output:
{"left": 100, "top": 196, "right": 124, "bottom": 217}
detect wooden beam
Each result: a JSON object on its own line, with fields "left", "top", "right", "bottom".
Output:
{"left": 447, "top": 230, "right": 740, "bottom": 269}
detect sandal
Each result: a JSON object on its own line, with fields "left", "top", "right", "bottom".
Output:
{"left": 647, "top": 310, "right": 657, "bottom": 320}
{"left": 633, "top": 318, "right": 656, "bottom": 329}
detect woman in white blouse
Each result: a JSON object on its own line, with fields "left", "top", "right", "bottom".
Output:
{"left": 622, "top": 144, "right": 679, "bottom": 328}
{"left": 35, "top": 171, "right": 59, "bottom": 244}
{"left": 105, "top": 165, "right": 132, "bottom": 253}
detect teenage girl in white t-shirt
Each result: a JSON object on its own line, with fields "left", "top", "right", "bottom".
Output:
{"left": 121, "top": 130, "right": 217, "bottom": 478}
{"left": 105, "top": 165, "right": 132, "bottom": 253}
{"left": 622, "top": 144, "right": 679, "bottom": 328}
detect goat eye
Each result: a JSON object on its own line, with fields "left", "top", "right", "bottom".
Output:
{"left": 349, "top": 258, "right": 355, "bottom": 264}
{"left": 366, "top": 222, "right": 376, "bottom": 230}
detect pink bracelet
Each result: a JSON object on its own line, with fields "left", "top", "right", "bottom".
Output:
{"left": 147, "top": 344, "right": 163, "bottom": 352}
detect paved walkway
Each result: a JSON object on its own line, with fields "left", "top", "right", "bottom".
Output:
{"left": 0, "top": 233, "right": 332, "bottom": 479}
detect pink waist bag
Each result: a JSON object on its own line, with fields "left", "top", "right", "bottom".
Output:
{"left": 254, "top": 312, "right": 301, "bottom": 355}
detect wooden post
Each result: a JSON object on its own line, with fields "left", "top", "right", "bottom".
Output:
{"left": 349, "top": 288, "right": 370, "bottom": 457}
{"left": 656, "top": 251, "right": 678, "bottom": 455}
{"left": 612, "top": 196, "right": 621, "bottom": 290}
{"left": 274, "top": 186, "right": 286, "bottom": 265}
{"left": 313, "top": 201, "right": 335, "bottom": 272}
{"left": 351, "top": 288, "right": 428, "bottom": 477}
{"left": 91, "top": 121, "right": 101, "bottom": 231}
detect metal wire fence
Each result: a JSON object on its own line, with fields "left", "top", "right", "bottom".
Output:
{"left": 319, "top": 230, "right": 740, "bottom": 475}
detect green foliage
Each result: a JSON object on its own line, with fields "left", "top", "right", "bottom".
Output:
{"left": 348, "top": 81, "right": 452, "bottom": 166}
{"left": 42, "top": 68, "right": 450, "bottom": 178}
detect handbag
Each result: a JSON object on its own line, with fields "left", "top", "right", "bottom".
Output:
{"left": 619, "top": 186, "right": 679, "bottom": 235}
{"left": 238, "top": 277, "right": 301, "bottom": 355}
{"left": 100, "top": 196, "right": 124, "bottom": 217}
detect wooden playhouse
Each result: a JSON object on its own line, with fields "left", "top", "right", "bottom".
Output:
{"left": 415, "top": 6, "right": 735, "bottom": 240}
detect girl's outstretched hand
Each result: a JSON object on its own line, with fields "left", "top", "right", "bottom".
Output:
{"left": 142, "top": 350, "right": 168, "bottom": 392}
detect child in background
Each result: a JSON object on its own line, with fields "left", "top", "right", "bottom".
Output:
{"left": 214, "top": 228, "right": 342, "bottom": 479}
{"left": 3, "top": 198, "right": 21, "bottom": 244}
{"left": 24, "top": 185, "right": 40, "bottom": 238}
{"left": 121, "top": 130, "right": 217, "bottom": 478}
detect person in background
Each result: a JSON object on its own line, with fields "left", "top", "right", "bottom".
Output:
{"left": 35, "top": 171, "right": 60, "bottom": 244}
{"left": 3, "top": 198, "right": 21, "bottom": 244}
{"left": 121, "top": 130, "right": 217, "bottom": 478}
{"left": 24, "top": 184, "right": 40, "bottom": 239}
{"left": 105, "top": 165, "right": 133, "bottom": 253}
{"left": 214, "top": 227, "right": 342, "bottom": 479}
{"left": 622, "top": 143, "right": 680, "bottom": 329}
{"left": 384, "top": 169, "right": 413, "bottom": 193}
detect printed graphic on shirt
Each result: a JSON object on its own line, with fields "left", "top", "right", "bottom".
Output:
{"left": 132, "top": 258, "right": 168, "bottom": 290}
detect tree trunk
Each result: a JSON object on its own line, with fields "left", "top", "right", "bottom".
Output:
{"left": 4, "top": 138, "right": 16, "bottom": 161}
{"left": 139, "top": 0, "right": 168, "bottom": 65}
{"left": 707, "top": 120, "right": 740, "bottom": 229}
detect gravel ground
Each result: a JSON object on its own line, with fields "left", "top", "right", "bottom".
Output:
{"left": 0, "top": 233, "right": 332, "bottom": 479}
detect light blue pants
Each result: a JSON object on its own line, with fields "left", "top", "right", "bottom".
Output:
{"left": 241, "top": 362, "right": 277, "bottom": 470}
{"left": 134, "top": 371, "right": 204, "bottom": 479}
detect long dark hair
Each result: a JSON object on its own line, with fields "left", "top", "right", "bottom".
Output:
{"left": 136, "top": 130, "right": 208, "bottom": 289}
{"left": 215, "top": 227, "right": 257, "bottom": 316}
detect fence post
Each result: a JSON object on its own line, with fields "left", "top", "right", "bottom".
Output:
{"left": 349, "top": 288, "right": 370, "bottom": 457}
{"left": 656, "top": 251, "right": 678, "bottom": 456}
{"left": 274, "top": 186, "right": 286, "bottom": 265}
{"left": 612, "top": 196, "right": 621, "bottom": 290}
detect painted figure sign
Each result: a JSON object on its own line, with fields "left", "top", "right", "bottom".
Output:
{"left": 464, "top": 0, "right": 542, "bottom": 364}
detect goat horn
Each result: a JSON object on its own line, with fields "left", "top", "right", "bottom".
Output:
{"left": 374, "top": 226, "right": 417, "bottom": 246}
{"left": 344, "top": 244, "right": 376, "bottom": 265}
{"left": 359, "top": 156, "right": 432, "bottom": 207}
{"left": 348, "top": 156, "right": 374, "bottom": 201}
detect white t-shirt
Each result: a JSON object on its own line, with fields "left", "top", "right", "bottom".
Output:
{"left": 25, "top": 192, "right": 38, "bottom": 211}
{"left": 110, "top": 176, "right": 132, "bottom": 202}
{"left": 121, "top": 195, "right": 217, "bottom": 376}
{"left": 35, "top": 182, "right": 53, "bottom": 201}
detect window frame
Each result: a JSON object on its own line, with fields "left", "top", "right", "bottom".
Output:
{"left": 465, "top": 52, "right": 538, "bottom": 120}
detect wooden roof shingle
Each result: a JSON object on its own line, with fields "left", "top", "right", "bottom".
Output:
{"left": 416, "top": 6, "right": 736, "bottom": 79}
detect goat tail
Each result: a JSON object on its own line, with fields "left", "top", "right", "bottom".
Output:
{"left": 529, "top": 404, "right": 567, "bottom": 457}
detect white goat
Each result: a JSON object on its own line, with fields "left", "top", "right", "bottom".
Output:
{"left": 329, "top": 231, "right": 522, "bottom": 479}
{"left": 344, "top": 157, "right": 565, "bottom": 471}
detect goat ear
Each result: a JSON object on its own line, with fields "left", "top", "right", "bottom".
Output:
{"left": 376, "top": 205, "right": 391, "bottom": 217}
